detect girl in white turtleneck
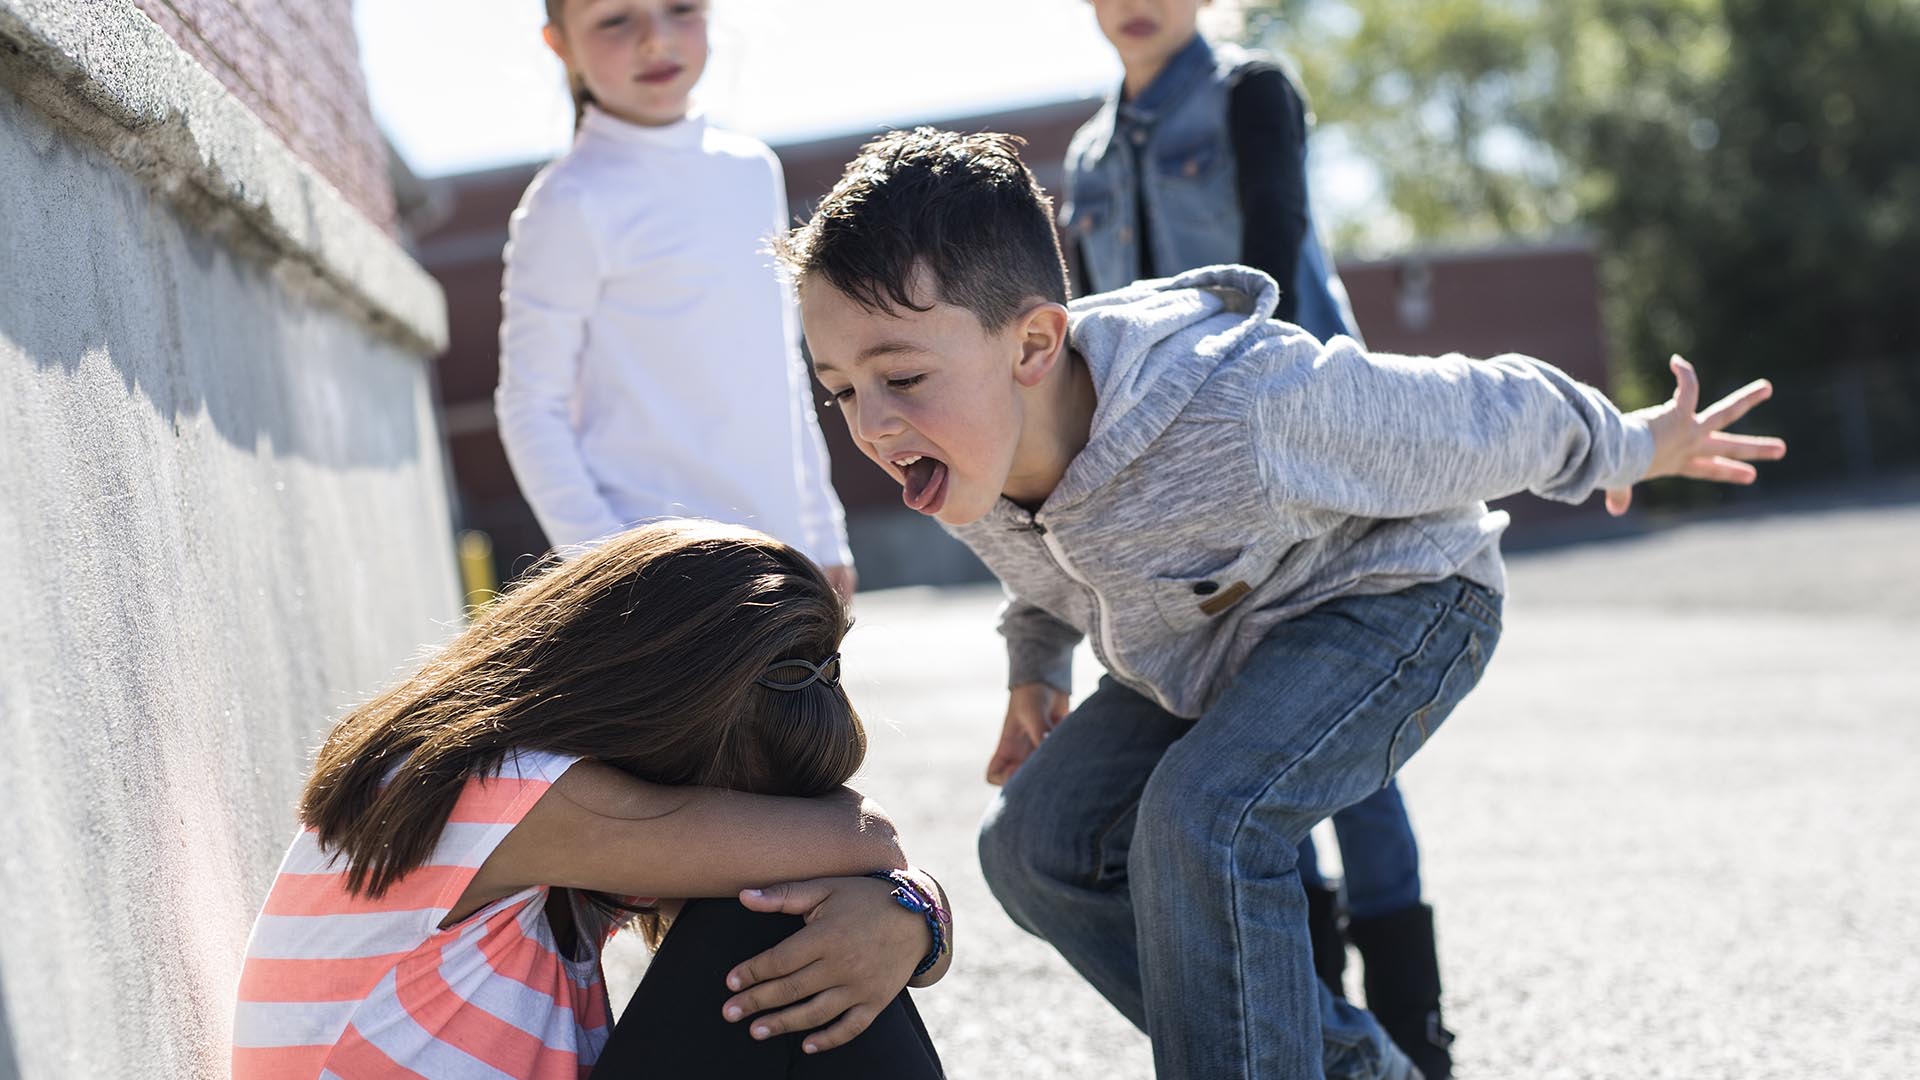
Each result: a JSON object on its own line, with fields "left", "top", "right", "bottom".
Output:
{"left": 498, "top": 0, "right": 856, "bottom": 596}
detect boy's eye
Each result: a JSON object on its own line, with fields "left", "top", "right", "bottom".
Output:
{"left": 828, "top": 387, "right": 855, "bottom": 404}
{"left": 887, "top": 375, "right": 926, "bottom": 391}
{"left": 597, "top": 14, "right": 629, "bottom": 30}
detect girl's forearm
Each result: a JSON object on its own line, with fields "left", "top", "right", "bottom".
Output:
{"left": 537, "top": 766, "right": 906, "bottom": 898}
{"left": 473, "top": 765, "right": 908, "bottom": 910}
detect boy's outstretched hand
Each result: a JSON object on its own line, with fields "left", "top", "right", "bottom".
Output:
{"left": 1605, "top": 355, "right": 1788, "bottom": 516}
{"left": 988, "top": 683, "right": 1070, "bottom": 785}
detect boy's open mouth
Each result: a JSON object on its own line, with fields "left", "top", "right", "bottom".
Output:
{"left": 894, "top": 454, "right": 949, "bottom": 516}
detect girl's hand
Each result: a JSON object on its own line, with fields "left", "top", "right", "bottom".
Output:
{"left": 719, "top": 875, "right": 929, "bottom": 1054}
{"left": 1605, "top": 355, "right": 1787, "bottom": 515}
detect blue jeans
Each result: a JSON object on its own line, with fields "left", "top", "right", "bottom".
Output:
{"left": 1298, "top": 782, "right": 1422, "bottom": 921}
{"left": 978, "top": 578, "right": 1501, "bottom": 1079}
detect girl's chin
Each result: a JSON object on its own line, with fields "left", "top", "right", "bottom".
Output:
{"left": 599, "top": 96, "right": 694, "bottom": 127}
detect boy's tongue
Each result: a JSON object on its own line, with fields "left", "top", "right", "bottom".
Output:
{"left": 902, "top": 457, "right": 947, "bottom": 512}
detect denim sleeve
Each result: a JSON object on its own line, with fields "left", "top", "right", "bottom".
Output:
{"left": 1253, "top": 338, "right": 1657, "bottom": 517}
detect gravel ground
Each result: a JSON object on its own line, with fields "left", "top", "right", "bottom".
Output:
{"left": 607, "top": 492, "right": 1920, "bottom": 1079}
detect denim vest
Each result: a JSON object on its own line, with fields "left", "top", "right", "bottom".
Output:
{"left": 1061, "top": 36, "right": 1363, "bottom": 345}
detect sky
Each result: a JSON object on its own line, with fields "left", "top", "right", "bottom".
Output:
{"left": 353, "top": 0, "right": 1386, "bottom": 236}
{"left": 353, "top": 0, "right": 1124, "bottom": 178}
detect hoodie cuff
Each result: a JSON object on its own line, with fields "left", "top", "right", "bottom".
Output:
{"left": 1007, "top": 639, "right": 1074, "bottom": 696}
{"left": 1606, "top": 414, "right": 1659, "bottom": 492}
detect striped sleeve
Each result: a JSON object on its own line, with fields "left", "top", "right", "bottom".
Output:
{"left": 427, "top": 751, "right": 585, "bottom": 919}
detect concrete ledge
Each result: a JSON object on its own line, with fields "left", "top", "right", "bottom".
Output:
{"left": 0, "top": 0, "right": 447, "bottom": 355}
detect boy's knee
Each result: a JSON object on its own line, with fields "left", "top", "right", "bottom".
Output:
{"left": 977, "top": 785, "right": 1089, "bottom": 905}
{"left": 976, "top": 791, "right": 1034, "bottom": 891}
{"left": 1135, "top": 762, "right": 1313, "bottom": 875}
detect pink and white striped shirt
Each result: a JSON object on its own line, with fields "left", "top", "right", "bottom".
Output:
{"left": 234, "top": 750, "right": 615, "bottom": 1079}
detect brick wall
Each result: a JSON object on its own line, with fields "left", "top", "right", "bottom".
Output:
{"left": 130, "top": 0, "right": 396, "bottom": 232}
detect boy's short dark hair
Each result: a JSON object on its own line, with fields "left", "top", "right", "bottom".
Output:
{"left": 777, "top": 127, "right": 1069, "bottom": 329}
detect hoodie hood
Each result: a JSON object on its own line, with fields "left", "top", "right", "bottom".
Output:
{"left": 1044, "top": 264, "right": 1284, "bottom": 511}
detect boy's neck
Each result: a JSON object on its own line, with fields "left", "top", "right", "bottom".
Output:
{"left": 1003, "top": 349, "right": 1097, "bottom": 512}
{"left": 1121, "top": 31, "right": 1201, "bottom": 101}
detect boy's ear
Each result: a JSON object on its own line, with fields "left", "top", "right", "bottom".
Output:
{"left": 1011, "top": 302, "right": 1071, "bottom": 389}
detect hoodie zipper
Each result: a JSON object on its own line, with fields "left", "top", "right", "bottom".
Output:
{"left": 1025, "top": 513, "right": 1174, "bottom": 712}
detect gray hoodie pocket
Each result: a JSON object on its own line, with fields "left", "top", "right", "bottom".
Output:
{"left": 1150, "top": 546, "right": 1272, "bottom": 634}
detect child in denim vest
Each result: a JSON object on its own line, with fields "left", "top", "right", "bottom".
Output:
{"left": 1062, "top": 2, "right": 1444, "bottom": 1072}
{"left": 781, "top": 128, "right": 1784, "bottom": 1079}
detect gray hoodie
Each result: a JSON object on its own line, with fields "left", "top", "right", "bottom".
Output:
{"left": 948, "top": 265, "right": 1654, "bottom": 719}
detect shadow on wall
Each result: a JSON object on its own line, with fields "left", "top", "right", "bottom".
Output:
{"left": 0, "top": 75, "right": 465, "bottom": 1079}
{"left": 0, "top": 85, "right": 422, "bottom": 474}
{"left": 0, "top": 965, "right": 16, "bottom": 1080}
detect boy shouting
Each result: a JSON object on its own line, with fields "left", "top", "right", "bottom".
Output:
{"left": 781, "top": 128, "right": 1783, "bottom": 1079}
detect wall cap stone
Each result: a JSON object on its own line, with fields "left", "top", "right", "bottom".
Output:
{"left": 0, "top": 0, "right": 449, "bottom": 355}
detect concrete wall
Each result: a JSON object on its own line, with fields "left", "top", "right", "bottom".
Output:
{"left": 0, "top": 3, "right": 457, "bottom": 1077}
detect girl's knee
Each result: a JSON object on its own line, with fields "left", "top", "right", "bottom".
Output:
{"left": 654, "top": 900, "right": 805, "bottom": 971}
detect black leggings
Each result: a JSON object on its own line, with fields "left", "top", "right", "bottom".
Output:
{"left": 590, "top": 899, "right": 946, "bottom": 1079}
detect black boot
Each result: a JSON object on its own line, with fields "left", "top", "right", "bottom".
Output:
{"left": 1303, "top": 881, "right": 1348, "bottom": 998}
{"left": 1348, "top": 903, "right": 1454, "bottom": 1080}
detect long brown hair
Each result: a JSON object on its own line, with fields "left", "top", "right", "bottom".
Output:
{"left": 300, "top": 519, "right": 865, "bottom": 909}
{"left": 544, "top": 0, "right": 596, "bottom": 129}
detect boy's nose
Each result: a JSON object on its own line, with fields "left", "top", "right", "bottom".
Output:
{"left": 852, "top": 402, "right": 905, "bottom": 445}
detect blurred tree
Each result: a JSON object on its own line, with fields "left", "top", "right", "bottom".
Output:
{"left": 1248, "top": 0, "right": 1920, "bottom": 480}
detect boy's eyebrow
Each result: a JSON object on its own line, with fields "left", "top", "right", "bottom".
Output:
{"left": 813, "top": 340, "right": 925, "bottom": 375}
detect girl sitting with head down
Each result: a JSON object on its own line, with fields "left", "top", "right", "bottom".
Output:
{"left": 233, "top": 520, "right": 949, "bottom": 1079}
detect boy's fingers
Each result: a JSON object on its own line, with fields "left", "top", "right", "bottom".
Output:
{"left": 723, "top": 961, "right": 830, "bottom": 1023}
{"left": 800, "top": 1003, "right": 881, "bottom": 1054}
{"left": 1706, "top": 432, "right": 1787, "bottom": 460}
{"left": 1669, "top": 355, "right": 1700, "bottom": 413}
{"left": 985, "top": 744, "right": 1030, "bottom": 786}
{"left": 1697, "top": 379, "right": 1773, "bottom": 431}
{"left": 989, "top": 698, "right": 1046, "bottom": 784}
{"left": 748, "top": 987, "right": 855, "bottom": 1042}
{"left": 740, "top": 879, "right": 831, "bottom": 916}
{"left": 986, "top": 736, "right": 1035, "bottom": 784}
{"left": 1604, "top": 487, "right": 1633, "bottom": 516}
{"left": 1680, "top": 456, "right": 1758, "bottom": 485}
{"left": 727, "top": 934, "right": 818, "bottom": 993}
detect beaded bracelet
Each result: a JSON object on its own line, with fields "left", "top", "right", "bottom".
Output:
{"left": 866, "top": 870, "right": 950, "bottom": 977}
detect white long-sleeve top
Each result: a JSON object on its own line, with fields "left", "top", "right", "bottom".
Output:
{"left": 495, "top": 106, "right": 852, "bottom": 566}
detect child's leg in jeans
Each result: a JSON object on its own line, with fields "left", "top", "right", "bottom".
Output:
{"left": 590, "top": 899, "right": 944, "bottom": 1079}
{"left": 1333, "top": 782, "right": 1422, "bottom": 921}
{"left": 977, "top": 675, "right": 1191, "bottom": 1027}
{"left": 980, "top": 675, "right": 1403, "bottom": 1077}
{"left": 1297, "top": 831, "right": 1353, "bottom": 996}
{"left": 1129, "top": 577, "right": 1500, "bottom": 1080}
{"left": 1335, "top": 783, "right": 1456, "bottom": 1078}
